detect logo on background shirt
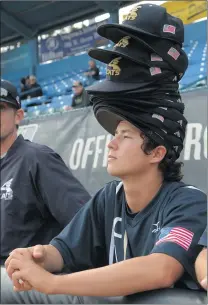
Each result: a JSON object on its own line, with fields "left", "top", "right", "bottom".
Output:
{"left": 1, "top": 179, "right": 13, "bottom": 200}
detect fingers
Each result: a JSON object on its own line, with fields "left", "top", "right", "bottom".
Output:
{"left": 7, "top": 258, "right": 22, "bottom": 279}
{"left": 12, "top": 271, "right": 32, "bottom": 292}
{"left": 201, "top": 278, "right": 207, "bottom": 290}
{"left": 6, "top": 253, "right": 23, "bottom": 279}
{"left": 6, "top": 249, "right": 32, "bottom": 279}
{"left": 32, "top": 245, "right": 45, "bottom": 260}
{"left": 5, "top": 248, "right": 30, "bottom": 269}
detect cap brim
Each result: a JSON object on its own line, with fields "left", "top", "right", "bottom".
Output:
{"left": 95, "top": 108, "right": 149, "bottom": 136}
{"left": 86, "top": 78, "right": 152, "bottom": 94}
{"left": 98, "top": 24, "right": 157, "bottom": 42}
{"left": 96, "top": 109, "right": 124, "bottom": 135}
{"left": 88, "top": 48, "right": 145, "bottom": 66}
{"left": 0, "top": 97, "right": 19, "bottom": 108}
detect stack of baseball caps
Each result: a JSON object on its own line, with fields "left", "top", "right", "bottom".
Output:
{"left": 86, "top": 3, "right": 189, "bottom": 161}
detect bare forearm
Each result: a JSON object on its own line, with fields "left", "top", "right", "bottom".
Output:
{"left": 195, "top": 248, "right": 207, "bottom": 283}
{"left": 51, "top": 254, "right": 182, "bottom": 296}
{"left": 43, "top": 245, "right": 64, "bottom": 273}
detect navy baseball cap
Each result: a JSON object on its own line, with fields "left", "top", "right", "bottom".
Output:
{"left": 89, "top": 32, "right": 188, "bottom": 80}
{"left": 89, "top": 36, "right": 171, "bottom": 68}
{"left": 87, "top": 56, "right": 177, "bottom": 93}
{"left": 98, "top": 3, "right": 184, "bottom": 46}
{"left": 0, "top": 79, "right": 21, "bottom": 109}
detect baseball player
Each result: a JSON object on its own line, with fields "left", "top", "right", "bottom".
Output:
{"left": 0, "top": 79, "right": 91, "bottom": 265}
{"left": 2, "top": 5, "right": 207, "bottom": 304}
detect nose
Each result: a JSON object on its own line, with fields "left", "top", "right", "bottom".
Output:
{"left": 107, "top": 136, "right": 118, "bottom": 150}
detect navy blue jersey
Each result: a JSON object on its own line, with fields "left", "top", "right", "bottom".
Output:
{"left": 0, "top": 135, "right": 90, "bottom": 260}
{"left": 51, "top": 180, "right": 206, "bottom": 289}
{"left": 198, "top": 228, "right": 207, "bottom": 247}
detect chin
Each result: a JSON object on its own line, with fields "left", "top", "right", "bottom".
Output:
{"left": 107, "top": 166, "right": 123, "bottom": 178}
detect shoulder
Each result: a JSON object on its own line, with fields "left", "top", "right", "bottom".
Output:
{"left": 166, "top": 182, "right": 206, "bottom": 201}
{"left": 21, "top": 138, "right": 60, "bottom": 162}
{"left": 161, "top": 181, "right": 206, "bottom": 214}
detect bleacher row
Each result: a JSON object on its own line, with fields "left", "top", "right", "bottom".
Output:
{"left": 21, "top": 67, "right": 106, "bottom": 117}
{"left": 21, "top": 21, "right": 207, "bottom": 118}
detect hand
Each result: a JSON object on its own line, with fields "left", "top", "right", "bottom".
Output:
{"left": 8, "top": 249, "right": 55, "bottom": 294}
{"left": 201, "top": 277, "right": 207, "bottom": 290}
{"left": 5, "top": 245, "right": 47, "bottom": 280}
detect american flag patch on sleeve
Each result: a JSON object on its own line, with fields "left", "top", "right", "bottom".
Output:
{"left": 156, "top": 227, "right": 194, "bottom": 251}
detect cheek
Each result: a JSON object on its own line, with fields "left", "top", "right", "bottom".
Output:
{"left": 119, "top": 143, "right": 146, "bottom": 164}
{"left": 1, "top": 113, "right": 14, "bottom": 126}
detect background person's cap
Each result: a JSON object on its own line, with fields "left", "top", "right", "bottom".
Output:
{"left": 98, "top": 3, "right": 184, "bottom": 46}
{"left": 0, "top": 79, "right": 21, "bottom": 109}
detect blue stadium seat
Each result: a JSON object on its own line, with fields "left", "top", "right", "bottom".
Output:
{"left": 21, "top": 95, "right": 48, "bottom": 107}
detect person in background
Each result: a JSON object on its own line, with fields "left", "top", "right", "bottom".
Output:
{"left": 28, "top": 75, "right": 43, "bottom": 98}
{"left": 72, "top": 81, "right": 90, "bottom": 109}
{"left": 0, "top": 79, "right": 91, "bottom": 265}
{"left": 195, "top": 229, "right": 207, "bottom": 290}
{"left": 20, "top": 76, "right": 30, "bottom": 100}
{"left": 84, "top": 60, "right": 100, "bottom": 83}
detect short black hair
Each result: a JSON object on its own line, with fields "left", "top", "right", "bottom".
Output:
{"left": 141, "top": 133, "right": 183, "bottom": 182}
{"left": 21, "top": 77, "right": 26, "bottom": 85}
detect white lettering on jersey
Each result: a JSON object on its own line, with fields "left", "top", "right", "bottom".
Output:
{"left": 109, "top": 217, "right": 122, "bottom": 265}
{"left": 1, "top": 179, "right": 13, "bottom": 200}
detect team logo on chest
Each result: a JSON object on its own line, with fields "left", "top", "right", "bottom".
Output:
{"left": 1, "top": 179, "right": 13, "bottom": 200}
{"left": 152, "top": 221, "right": 161, "bottom": 233}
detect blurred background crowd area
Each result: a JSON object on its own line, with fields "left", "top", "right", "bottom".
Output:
{"left": 1, "top": 0, "right": 207, "bottom": 118}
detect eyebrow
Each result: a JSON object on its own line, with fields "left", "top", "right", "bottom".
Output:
{"left": 115, "top": 129, "right": 134, "bottom": 134}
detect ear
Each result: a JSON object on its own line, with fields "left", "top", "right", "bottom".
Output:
{"left": 15, "top": 109, "right": 24, "bottom": 125}
{"left": 150, "top": 145, "right": 167, "bottom": 164}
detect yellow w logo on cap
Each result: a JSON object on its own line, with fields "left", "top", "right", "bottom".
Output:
{"left": 124, "top": 6, "right": 141, "bottom": 21}
{"left": 107, "top": 57, "right": 121, "bottom": 76}
{"left": 114, "top": 36, "right": 130, "bottom": 48}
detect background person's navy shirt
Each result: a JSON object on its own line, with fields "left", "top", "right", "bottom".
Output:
{"left": 0, "top": 135, "right": 90, "bottom": 261}
{"left": 51, "top": 181, "right": 206, "bottom": 290}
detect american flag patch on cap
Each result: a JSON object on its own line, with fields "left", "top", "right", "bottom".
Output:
{"left": 163, "top": 24, "right": 176, "bottom": 34}
{"left": 150, "top": 67, "right": 162, "bottom": 76}
{"left": 151, "top": 53, "right": 163, "bottom": 62}
{"left": 156, "top": 227, "right": 194, "bottom": 251}
{"left": 168, "top": 47, "right": 180, "bottom": 60}
{"left": 152, "top": 113, "right": 164, "bottom": 122}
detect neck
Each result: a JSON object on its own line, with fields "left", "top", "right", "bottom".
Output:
{"left": 0, "top": 131, "right": 17, "bottom": 156}
{"left": 122, "top": 170, "right": 163, "bottom": 213}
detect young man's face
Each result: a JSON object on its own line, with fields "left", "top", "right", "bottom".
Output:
{"left": 107, "top": 120, "right": 165, "bottom": 178}
{"left": 0, "top": 102, "right": 23, "bottom": 141}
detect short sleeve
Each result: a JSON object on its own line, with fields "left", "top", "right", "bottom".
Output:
{"left": 50, "top": 186, "right": 107, "bottom": 272}
{"left": 151, "top": 186, "right": 207, "bottom": 277}
{"left": 198, "top": 228, "right": 207, "bottom": 247}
